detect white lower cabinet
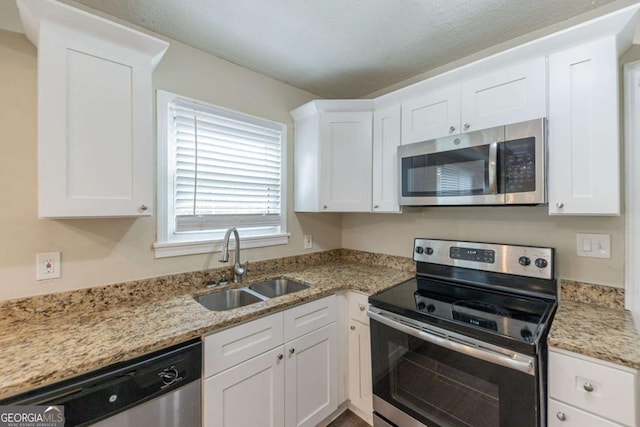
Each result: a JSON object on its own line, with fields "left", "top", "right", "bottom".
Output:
{"left": 204, "top": 346, "right": 285, "bottom": 427}
{"left": 548, "top": 348, "right": 638, "bottom": 427}
{"left": 203, "top": 295, "right": 338, "bottom": 427}
{"left": 548, "top": 399, "right": 622, "bottom": 427}
{"left": 347, "top": 292, "right": 373, "bottom": 425}
{"left": 285, "top": 324, "right": 337, "bottom": 427}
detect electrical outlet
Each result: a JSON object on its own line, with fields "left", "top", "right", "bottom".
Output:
{"left": 36, "top": 252, "right": 61, "bottom": 280}
{"left": 576, "top": 234, "right": 611, "bottom": 259}
{"left": 304, "top": 234, "right": 313, "bottom": 249}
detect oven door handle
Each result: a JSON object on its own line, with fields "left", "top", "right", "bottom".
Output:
{"left": 368, "top": 310, "right": 535, "bottom": 376}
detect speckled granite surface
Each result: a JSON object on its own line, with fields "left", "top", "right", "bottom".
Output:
{"left": 3, "top": 248, "right": 638, "bottom": 400}
{"left": 550, "top": 280, "right": 640, "bottom": 369}
{"left": 560, "top": 279, "right": 625, "bottom": 309}
{"left": 0, "top": 250, "right": 413, "bottom": 400}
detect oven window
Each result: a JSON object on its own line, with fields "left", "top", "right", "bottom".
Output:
{"left": 390, "top": 342, "right": 499, "bottom": 426}
{"left": 402, "top": 146, "right": 491, "bottom": 197}
{"left": 371, "top": 319, "right": 538, "bottom": 427}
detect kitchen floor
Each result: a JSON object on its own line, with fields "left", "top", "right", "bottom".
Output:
{"left": 328, "top": 410, "right": 371, "bottom": 427}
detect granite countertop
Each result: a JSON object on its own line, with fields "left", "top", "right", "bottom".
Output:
{"left": 3, "top": 250, "right": 640, "bottom": 401}
{"left": 0, "top": 253, "right": 413, "bottom": 400}
{"left": 547, "top": 280, "right": 640, "bottom": 369}
{"left": 548, "top": 298, "right": 640, "bottom": 369}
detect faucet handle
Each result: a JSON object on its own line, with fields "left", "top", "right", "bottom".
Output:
{"left": 235, "top": 261, "right": 249, "bottom": 279}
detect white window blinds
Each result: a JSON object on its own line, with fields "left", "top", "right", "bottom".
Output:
{"left": 171, "top": 99, "right": 283, "bottom": 233}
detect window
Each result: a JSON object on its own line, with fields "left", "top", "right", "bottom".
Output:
{"left": 155, "top": 90, "right": 288, "bottom": 258}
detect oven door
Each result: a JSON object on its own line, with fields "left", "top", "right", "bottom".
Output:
{"left": 369, "top": 310, "right": 540, "bottom": 427}
{"left": 398, "top": 126, "right": 504, "bottom": 206}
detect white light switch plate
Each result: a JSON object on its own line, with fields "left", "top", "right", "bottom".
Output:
{"left": 576, "top": 234, "right": 611, "bottom": 259}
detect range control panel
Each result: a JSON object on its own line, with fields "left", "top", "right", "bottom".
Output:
{"left": 449, "top": 247, "right": 495, "bottom": 264}
{"left": 414, "top": 238, "right": 554, "bottom": 280}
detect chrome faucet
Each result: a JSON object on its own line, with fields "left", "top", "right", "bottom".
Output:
{"left": 219, "top": 227, "right": 248, "bottom": 283}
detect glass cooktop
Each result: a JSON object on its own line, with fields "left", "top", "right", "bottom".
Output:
{"left": 369, "top": 277, "right": 556, "bottom": 347}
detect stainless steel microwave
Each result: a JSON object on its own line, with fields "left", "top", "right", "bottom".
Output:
{"left": 398, "top": 118, "right": 546, "bottom": 206}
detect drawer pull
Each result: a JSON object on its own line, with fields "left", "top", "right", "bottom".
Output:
{"left": 277, "top": 354, "right": 283, "bottom": 360}
{"left": 556, "top": 411, "right": 566, "bottom": 421}
{"left": 350, "top": 325, "right": 356, "bottom": 331}
{"left": 359, "top": 305, "right": 366, "bottom": 312}
{"left": 289, "top": 348, "right": 295, "bottom": 354}
{"left": 583, "top": 382, "right": 594, "bottom": 392}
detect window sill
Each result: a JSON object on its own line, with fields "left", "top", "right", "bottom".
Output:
{"left": 153, "top": 233, "right": 290, "bottom": 258}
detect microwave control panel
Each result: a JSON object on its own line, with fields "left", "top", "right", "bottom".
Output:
{"left": 503, "top": 138, "right": 536, "bottom": 193}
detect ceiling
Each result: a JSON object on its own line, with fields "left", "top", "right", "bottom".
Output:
{"left": 14, "top": 0, "right": 633, "bottom": 98}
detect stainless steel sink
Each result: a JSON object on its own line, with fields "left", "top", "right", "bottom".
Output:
{"left": 249, "top": 279, "right": 309, "bottom": 298}
{"left": 195, "top": 289, "right": 263, "bottom": 311}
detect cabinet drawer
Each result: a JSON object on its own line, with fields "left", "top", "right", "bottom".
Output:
{"left": 548, "top": 399, "right": 622, "bottom": 427}
{"left": 284, "top": 295, "right": 336, "bottom": 342}
{"left": 204, "top": 312, "right": 284, "bottom": 377}
{"left": 549, "top": 350, "right": 637, "bottom": 426}
{"left": 349, "top": 291, "right": 370, "bottom": 325}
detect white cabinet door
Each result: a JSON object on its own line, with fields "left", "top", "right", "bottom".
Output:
{"left": 401, "top": 85, "right": 460, "bottom": 144}
{"left": 549, "top": 349, "right": 637, "bottom": 426}
{"left": 548, "top": 36, "right": 620, "bottom": 215}
{"left": 203, "top": 312, "right": 283, "bottom": 377}
{"left": 372, "top": 105, "right": 401, "bottom": 213}
{"left": 319, "top": 112, "right": 373, "bottom": 212}
{"left": 204, "top": 346, "right": 285, "bottom": 427}
{"left": 460, "top": 57, "right": 546, "bottom": 132}
{"left": 284, "top": 295, "right": 336, "bottom": 342}
{"left": 348, "top": 320, "right": 373, "bottom": 424}
{"left": 284, "top": 323, "right": 338, "bottom": 427}
{"left": 548, "top": 399, "right": 623, "bottom": 427}
{"left": 18, "top": 0, "right": 169, "bottom": 218}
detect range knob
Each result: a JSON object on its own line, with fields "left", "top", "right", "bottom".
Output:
{"left": 426, "top": 304, "right": 436, "bottom": 313}
{"left": 415, "top": 247, "right": 424, "bottom": 254}
{"left": 518, "top": 256, "right": 531, "bottom": 266}
{"left": 417, "top": 301, "right": 426, "bottom": 310}
{"left": 521, "top": 329, "right": 533, "bottom": 341}
{"left": 535, "top": 258, "right": 548, "bottom": 268}
{"left": 426, "top": 247, "right": 434, "bottom": 255}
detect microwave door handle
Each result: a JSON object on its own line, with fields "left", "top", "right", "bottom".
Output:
{"left": 488, "top": 141, "right": 498, "bottom": 194}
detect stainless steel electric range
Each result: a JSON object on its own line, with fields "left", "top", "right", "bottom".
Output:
{"left": 368, "top": 239, "right": 557, "bottom": 427}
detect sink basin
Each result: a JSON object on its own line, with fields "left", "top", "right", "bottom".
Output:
{"left": 196, "top": 289, "right": 263, "bottom": 311}
{"left": 249, "top": 279, "right": 310, "bottom": 298}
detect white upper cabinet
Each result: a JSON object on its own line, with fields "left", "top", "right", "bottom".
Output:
{"left": 548, "top": 36, "right": 620, "bottom": 216}
{"left": 319, "top": 112, "right": 373, "bottom": 212}
{"left": 461, "top": 57, "right": 547, "bottom": 132}
{"left": 401, "top": 57, "right": 546, "bottom": 144}
{"left": 401, "top": 84, "right": 461, "bottom": 143}
{"left": 17, "top": 0, "right": 168, "bottom": 218}
{"left": 291, "top": 100, "right": 373, "bottom": 212}
{"left": 372, "top": 105, "right": 401, "bottom": 213}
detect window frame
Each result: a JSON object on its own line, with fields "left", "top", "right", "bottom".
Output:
{"left": 154, "top": 90, "right": 289, "bottom": 258}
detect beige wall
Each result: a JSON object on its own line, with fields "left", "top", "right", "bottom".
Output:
{"left": 342, "top": 208, "right": 625, "bottom": 287}
{"left": 0, "top": 28, "right": 341, "bottom": 301}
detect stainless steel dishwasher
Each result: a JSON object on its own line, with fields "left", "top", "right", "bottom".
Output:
{"left": 0, "top": 339, "right": 201, "bottom": 427}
